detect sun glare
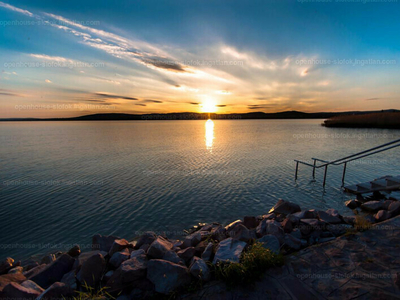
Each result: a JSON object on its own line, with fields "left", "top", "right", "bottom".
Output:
{"left": 201, "top": 99, "right": 217, "bottom": 113}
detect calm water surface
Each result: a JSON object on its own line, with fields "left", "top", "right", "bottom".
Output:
{"left": 1, "top": 120, "right": 400, "bottom": 259}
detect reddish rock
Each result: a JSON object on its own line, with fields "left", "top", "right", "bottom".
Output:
{"left": 135, "top": 232, "right": 157, "bottom": 249}
{"left": 67, "top": 245, "right": 81, "bottom": 257}
{"left": 0, "top": 273, "right": 26, "bottom": 292}
{"left": 281, "top": 218, "right": 293, "bottom": 233}
{"left": 76, "top": 252, "right": 105, "bottom": 288}
{"left": 147, "top": 237, "right": 173, "bottom": 259}
{"left": 2, "top": 282, "right": 42, "bottom": 299}
{"left": 109, "top": 239, "right": 131, "bottom": 256}
{"left": 177, "top": 247, "right": 196, "bottom": 264}
{"left": 36, "top": 282, "right": 74, "bottom": 300}
{"left": 374, "top": 210, "right": 391, "bottom": 222}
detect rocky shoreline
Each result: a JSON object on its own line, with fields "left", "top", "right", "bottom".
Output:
{"left": 1, "top": 191, "right": 400, "bottom": 299}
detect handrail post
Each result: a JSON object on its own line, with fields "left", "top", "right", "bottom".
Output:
{"left": 295, "top": 161, "right": 299, "bottom": 181}
{"left": 323, "top": 165, "right": 328, "bottom": 187}
{"left": 342, "top": 162, "right": 347, "bottom": 186}
{"left": 312, "top": 159, "right": 316, "bottom": 178}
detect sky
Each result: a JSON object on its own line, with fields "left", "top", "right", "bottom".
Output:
{"left": 0, "top": 0, "right": 399, "bottom": 118}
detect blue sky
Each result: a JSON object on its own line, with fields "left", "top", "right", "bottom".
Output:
{"left": 0, "top": 0, "right": 399, "bottom": 117}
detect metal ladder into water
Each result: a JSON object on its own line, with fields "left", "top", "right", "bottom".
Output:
{"left": 294, "top": 138, "right": 400, "bottom": 188}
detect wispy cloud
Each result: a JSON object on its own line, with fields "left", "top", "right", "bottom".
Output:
{"left": 0, "top": 1, "right": 34, "bottom": 17}
{"left": 94, "top": 92, "right": 138, "bottom": 101}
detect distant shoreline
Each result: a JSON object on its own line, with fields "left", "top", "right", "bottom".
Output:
{"left": 1, "top": 109, "right": 399, "bottom": 122}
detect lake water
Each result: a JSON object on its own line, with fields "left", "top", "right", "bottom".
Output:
{"left": 1, "top": 119, "right": 400, "bottom": 260}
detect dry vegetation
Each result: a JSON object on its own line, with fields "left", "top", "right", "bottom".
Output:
{"left": 323, "top": 112, "right": 400, "bottom": 129}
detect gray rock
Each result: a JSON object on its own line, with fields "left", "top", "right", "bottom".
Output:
{"left": 318, "top": 237, "right": 336, "bottom": 243}
{"left": 76, "top": 252, "right": 105, "bottom": 288}
{"left": 292, "top": 209, "right": 318, "bottom": 220}
{"left": 284, "top": 234, "right": 302, "bottom": 250}
{"left": 147, "top": 237, "right": 173, "bottom": 259}
{"left": 257, "top": 235, "right": 280, "bottom": 254}
{"left": 104, "top": 270, "right": 114, "bottom": 281}
{"left": 23, "top": 264, "right": 46, "bottom": 280}
{"left": 135, "top": 232, "right": 157, "bottom": 249}
{"left": 374, "top": 210, "right": 391, "bottom": 222}
{"left": 318, "top": 210, "right": 341, "bottom": 224}
{"left": 60, "top": 270, "right": 77, "bottom": 290}
{"left": 182, "top": 232, "right": 202, "bottom": 248}
{"left": 73, "top": 250, "right": 107, "bottom": 270}
{"left": 177, "top": 247, "right": 196, "bottom": 264}
{"left": 361, "top": 200, "right": 384, "bottom": 212}
{"left": 107, "top": 255, "right": 148, "bottom": 292}
{"left": 147, "top": 259, "right": 190, "bottom": 294}
{"left": 40, "top": 254, "right": 56, "bottom": 265}
{"left": 109, "top": 249, "right": 130, "bottom": 269}
{"left": 92, "top": 234, "right": 119, "bottom": 252}
{"left": 243, "top": 216, "right": 259, "bottom": 229}
{"left": 345, "top": 199, "right": 358, "bottom": 209}
{"left": 382, "top": 200, "right": 394, "bottom": 210}
{"left": 269, "top": 199, "right": 301, "bottom": 215}
{"left": 30, "top": 254, "right": 75, "bottom": 289}
{"left": 281, "top": 218, "right": 293, "bottom": 233}
{"left": 21, "top": 280, "right": 45, "bottom": 294}
{"left": 2, "top": 282, "right": 42, "bottom": 299}
{"left": 343, "top": 215, "right": 356, "bottom": 225}
{"left": 189, "top": 257, "right": 210, "bottom": 281}
{"left": 130, "top": 249, "right": 146, "bottom": 259}
{"left": 201, "top": 243, "right": 214, "bottom": 262}
{"left": 227, "top": 223, "right": 251, "bottom": 242}
{"left": 224, "top": 220, "right": 243, "bottom": 232}
{"left": 211, "top": 226, "right": 227, "bottom": 242}
{"left": 163, "top": 251, "right": 185, "bottom": 265}
{"left": 290, "top": 228, "right": 302, "bottom": 240}
{"left": 389, "top": 201, "right": 400, "bottom": 216}
{"left": 67, "top": 245, "right": 81, "bottom": 257}
{"left": 213, "top": 238, "right": 247, "bottom": 264}
{"left": 36, "top": 282, "right": 74, "bottom": 300}
{"left": 109, "top": 239, "right": 131, "bottom": 257}
{"left": 326, "top": 208, "right": 340, "bottom": 218}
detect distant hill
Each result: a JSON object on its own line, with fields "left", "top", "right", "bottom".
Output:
{"left": 1, "top": 110, "right": 399, "bottom": 121}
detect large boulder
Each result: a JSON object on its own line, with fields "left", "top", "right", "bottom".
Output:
{"left": 243, "top": 216, "right": 259, "bottom": 229}
{"left": 109, "top": 249, "right": 130, "bottom": 269}
{"left": 345, "top": 199, "right": 358, "bottom": 209}
{"left": 182, "top": 232, "right": 202, "bottom": 249}
{"left": 269, "top": 199, "right": 301, "bottom": 215}
{"left": 92, "top": 234, "right": 119, "bottom": 252}
{"left": 163, "top": 251, "right": 185, "bottom": 265}
{"left": 292, "top": 210, "right": 318, "bottom": 220}
{"left": 73, "top": 250, "right": 107, "bottom": 271}
{"left": 135, "top": 232, "right": 157, "bottom": 249}
{"left": 284, "top": 234, "right": 302, "bottom": 250}
{"left": 130, "top": 249, "right": 146, "bottom": 259}
{"left": 361, "top": 200, "right": 384, "bottom": 212}
{"left": 257, "top": 235, "right": 280, "bottom": 254}
{"left": 106, "top": 255, "right": 148, "bottom": 292}
{"left": 0, "top": 273, "right": 26, "bottom": 293}
{"left": 177, "top": 247, "right": 196, "bottom": 265}
{"left": 147, "top": 237, "right": 173, "bottom": 259}
{"left": 67, "top": 245, "right": 81, "bottom": 257}
{"left": 109, "top": 239, "right": 131, "bottom": 257}
{"left": 2, "top": 282, "right": 42, "bottom": 299}
{"left": 213, "top": 238, "right": 247, "bottom": 264}
{"left": 201, "top": 243, "right": 214, "bottom": 262}
{"left": 60, "top": 270, "right": 77, "bottom": 290}
{"left": 76, "top": 252, "right": 106, "bottom": 288}
{"left": 317, "top": 210, "right": 341, "bottom": 224}
{"left": 30, "top": 254, "right": 75, "bottom": 289}
{"left": 211, "top": 226, "right": 226, "bottom": 242}
{"left": 21, "top": 280, "right": 45, "bottom": 294}
{"left": 23, "top": 264, "right": 46, "bottom": 280}
{"left": 36, "top": 282, "right": 74, "bottom": 300}
{"left": 374, "top": 210, "right": 391, "bottom": 222}
{"left": 189, "top": 257, "right": 210, "bottom": 281}
{"left": 227, "top": 223, "right": 251, "bottom": 242}
{"left": 389, "top": 201, "right": 400, "bottom": 216}
{"left": 147, "top": 259, "right": 190, "bottom": 294}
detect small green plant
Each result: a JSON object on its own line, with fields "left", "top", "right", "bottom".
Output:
{"left": 74, "top": 282, "right": 115, "bottom": 300}
{"left": 212, "top": 242, "right": 284, "bottom": 286}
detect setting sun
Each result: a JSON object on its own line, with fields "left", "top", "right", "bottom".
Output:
{"left": 201, "top": 99, "right": 217, "bottom": 113}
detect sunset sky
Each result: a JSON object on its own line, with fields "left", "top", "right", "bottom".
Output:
{"left": 0, "top": 0, "right": 399, "bottom": 118}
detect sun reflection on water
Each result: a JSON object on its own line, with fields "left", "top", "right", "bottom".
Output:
{"left": 205, "top": 119, "right": 214, "bottom": 151}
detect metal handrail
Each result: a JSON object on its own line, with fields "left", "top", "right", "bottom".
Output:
{"left": 294, "top": 138, "right": 400, "bottom": 187}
